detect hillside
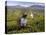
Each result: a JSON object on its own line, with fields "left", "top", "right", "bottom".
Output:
{"left": 5, "top": 1, "right": 45, "bottom": 33}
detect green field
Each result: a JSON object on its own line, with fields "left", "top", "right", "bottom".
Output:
{"left": 6, "top": 6, "right": 45, "bottom": 34}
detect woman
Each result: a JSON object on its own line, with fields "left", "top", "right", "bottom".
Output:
{"left": 19, "top": 14, "right": 27, "bottom": 28}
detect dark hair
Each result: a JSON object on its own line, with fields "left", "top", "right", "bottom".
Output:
{"left": 22, "top": 15, "right": 27, "bottom": 18}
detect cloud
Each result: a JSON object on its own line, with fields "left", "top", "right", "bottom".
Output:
{"left": 6, "top": 0, "right": 45, "bottom": 3}
{"left": 6, "top": 1, "right": 44, "bottom": 7}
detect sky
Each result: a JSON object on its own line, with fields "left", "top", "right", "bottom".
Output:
{"left": 5, "top": 0, "right": 45, "bottom": 7}
{"left": 6, "top": 0, "right": 45, "bottom": 2}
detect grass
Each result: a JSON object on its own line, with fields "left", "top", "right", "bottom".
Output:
{"left": 6, "top": 8, "right": 45, "bottom": 34}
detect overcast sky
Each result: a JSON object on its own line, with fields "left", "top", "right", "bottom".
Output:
{"left": 5, "top": 0, "right": 44, "bottom": 7}
{"left": 6, "top": 0, "right": 44, "bottom": 2}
